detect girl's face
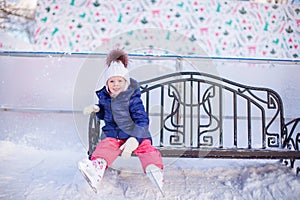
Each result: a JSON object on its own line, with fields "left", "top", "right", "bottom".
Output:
{"left": 107, "top": 76, "right": 127, "bottom": 97}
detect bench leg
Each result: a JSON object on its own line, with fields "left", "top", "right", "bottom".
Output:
{"left": 290, "top": 159, "right": 295, "bottom": 169}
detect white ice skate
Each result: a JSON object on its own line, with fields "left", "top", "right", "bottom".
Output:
{"left": 78, "top": 158, "right": 107, "bottom": 193}
{"left": 146, "top": 164, "right": 165, "bottom": 196}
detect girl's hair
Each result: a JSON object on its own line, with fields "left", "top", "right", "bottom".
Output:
{"left": 106, "top": 49, "right": 128, "bottom": 68}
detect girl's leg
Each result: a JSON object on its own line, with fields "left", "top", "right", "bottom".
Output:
{"left": 91, "top": 137, "right": 123, "bottom": 168}
{"left": 134, "top": 139, "right": 163, "bottom": 173}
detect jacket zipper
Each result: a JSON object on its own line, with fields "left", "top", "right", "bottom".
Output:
{"left": 110, "top": 98, "right": 120, "bottom": 141}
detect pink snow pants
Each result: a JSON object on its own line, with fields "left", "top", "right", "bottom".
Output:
{"left": 91, "top": 137, "right": 163, "bottom": 173}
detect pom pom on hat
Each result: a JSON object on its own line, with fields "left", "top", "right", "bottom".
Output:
{"left": 106, "top": 49, "right": 128, "bottom": 68}
{"left": 104, "top": 49, "right": 130, "bottom": 87}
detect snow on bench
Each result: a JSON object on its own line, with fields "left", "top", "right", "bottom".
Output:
{"left": 88, "top": 72, "right": 300, "bottom": 173}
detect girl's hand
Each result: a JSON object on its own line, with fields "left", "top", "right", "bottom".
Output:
{"left": 83, "top": 105, "right": 100, "bottom": 115}
{"left": 119, "top": 137, "right": 139, "bottom": 159}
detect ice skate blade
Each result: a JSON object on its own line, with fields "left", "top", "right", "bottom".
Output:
{"left": 78, "top": 164, "right": 98, "bottom": 193}
{"left": 149, "top": 170, "right": 165, "bottom": 197}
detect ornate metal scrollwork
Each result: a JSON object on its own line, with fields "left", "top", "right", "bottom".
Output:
{"left": 267, "top": 92, "right": 277, "bottom": 109}
{"left": 199, "top": 135, "right": 214, "bottom": 146}
{"left": 236, "top": 86, "right": 282, "bottom": 148}
{"left": 284, "top": 118, "right": 300, "bottom": 151}
{"left": 164, "top": 84, "right": 184, "bottom": 145}
{"left": 198, "top": 85, "right": 220, "bottom": 147}
{"left": 139, "top": 72, "right": 297, "bottom": 155}
{"left": 162, "top": 81, "right": 221, "bottom": 147}
{"left": 267, "top": 133, "right": 280, "bottom": 147}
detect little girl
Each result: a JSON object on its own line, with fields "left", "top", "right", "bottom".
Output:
{"left": 78, "top": 49, "right": 164, "bottom": 193}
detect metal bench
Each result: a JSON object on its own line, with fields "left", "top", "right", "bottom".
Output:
{"left": 88, "top": 71, "right": 300, "bottom": 173}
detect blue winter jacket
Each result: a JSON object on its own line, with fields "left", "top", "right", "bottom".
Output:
{"left": 95, "top": 78, "right": 152, "bottom": 144}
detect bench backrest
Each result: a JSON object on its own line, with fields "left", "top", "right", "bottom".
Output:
{"left": 139, "top": 72, "right": 285, "bottom": 149}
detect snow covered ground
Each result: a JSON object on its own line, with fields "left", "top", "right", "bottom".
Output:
{"left": 0, "top": 112, "right": 300, "bottom": 200}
